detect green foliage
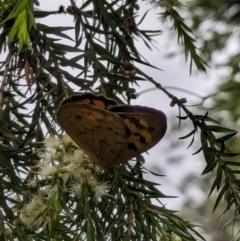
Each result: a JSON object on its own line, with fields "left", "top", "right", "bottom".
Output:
{"left": 7, "top": 136, "right": 202, "bottom": 240}
{"left": 185, "top": 0, "right": 240, "bottom": 212}
{"left": 177, "top": 111, "right": 240, "bottom": 214}
{"left": 148, "top": 0, "right": 208, "bottom": 73}
{"left": 1, "top": 0, "right": 37, "bottom": 51}
{"left": 0, "top": 0, "right": 238, "bottom": 240}
{"left": 165, "top": 1, "right": 240, "bottom": 238}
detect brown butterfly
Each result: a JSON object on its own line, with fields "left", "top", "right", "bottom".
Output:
{"left": 56, "top": 93, "right": 167, "bottom": 170}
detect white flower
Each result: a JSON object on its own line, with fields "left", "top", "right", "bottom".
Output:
{"left": 60, "top": 142, "right": 95, "bottom": 180}
{"left": 88, "top": 177, "right": 98, "bottom": 189}
{"left": 21, "top": 195, "right": 44, "bottom": 229}
{"left": 72, "top": 149, "right": 85, "bottom": 163}
{"left": 48, "top": 148, "right": 57, "bottom": 158}
{"left": 27, "top": 179, "right": 38, "bottom": 188}
{"left": 93, "top": 182, "right": 111, "bottom": 200}
{"left": 39, "top": 165, "right": 57, "bottom": 177}
{"left": 47, "top": 184, "right": 58, "bottom": 196}
{"left": 62, "top": 134, "right": 76, "bottom": 146}
{"left": 37, "top": 151, "right": 52, "bottom": 163}
{"left": 94, "top": 165, "right": 104, "bottom": 174}
{"left": 44, "top": 136, "right": 61, "bottom": 149}
{"left": 23, "top": 195, "right": 43, "bottom": 215}
{"left": 69, "top": 182, "right": 83, "bottom": 198}
{"left": 62, "top": 173, "right": 70, "bottom": 187}
{"left": 5, "top": 228, "right": 12, "bottom": 237}
{"left": 21, "top": 216, "right": 33, "bottom": 229}
{"left": 63, "top": 149, "right": 86, "bottom": 165}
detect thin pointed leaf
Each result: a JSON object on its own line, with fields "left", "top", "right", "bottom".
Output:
{"left": 192, "top": 146, "right": 202, "bottom": 155}
{"left": 208, "top": 170, "right": 222, "bottom": 196}
{"left": 187, "top": 134, "right": 195, "bottom": 149}
{"left": 213, "top": 132, "right": 238, "bottom": 143}
{"left": 176, "top": 115, "right": 188, "bottom": 120}
{"left": 213, "top": 183, "right": 227, "bottom": 212}
{"left": 202, "top": 158, "right": 217, "bottom": 175}
{"left": 205, "top": 125, "right": 235, "bottom": 133}
{"left": 226, "top": 161, "right": 240, "bottom": 167}
{"left": 179, "top": 129, "right": 195, "bottom": 139}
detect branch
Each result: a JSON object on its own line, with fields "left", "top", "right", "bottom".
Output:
{"left": 134, "top": 65, "right": 240, "bottom": 210}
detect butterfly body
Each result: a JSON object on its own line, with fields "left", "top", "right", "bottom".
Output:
{"left": 57, "top": 93, "right": 167, "bottom": 170}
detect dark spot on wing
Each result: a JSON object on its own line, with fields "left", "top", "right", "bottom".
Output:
{"left": 124, "top": 117, "right": 142, "bottom": 129}
{"left": 128, "top": 143, "right": 137, "bottom": 152}
{"left": 85, "top": 127, "right": 94, "bottom": 132}
{"left": 139, "top": 134, "right": 146, "bottom": 144}
{"left": 78, "top": 131, "right": 87, "bottom": 135}
{"left": 75, "top": 114, "right": 82, "bottom": 120}
{"left": 89, "top": 99, "right": 95, "bottom": 105}
{"left": 99, "top": 139, "right": 110, "bottom": 146}
{"left": 126, "top": 127, "right": 132, "bottom": 137}
{"left": 148, "top": 126, "right": 156, "bottom": 132}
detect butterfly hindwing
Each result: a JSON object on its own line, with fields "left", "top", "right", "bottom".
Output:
{"left": 109, "top": 105, "right": 167, "bottom": 164}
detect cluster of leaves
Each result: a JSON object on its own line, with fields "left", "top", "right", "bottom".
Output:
{"left": 115, "top": 2, "right": 240, "bottom": 241}
{"left": 134, "top": 64, "right": 240, "bottom": 236}
{"left": 154, "top": 0, "right": 240, "bottom": 238}
{"left": 177, "top": 110, "right": 240, "bottom": 228}
{"left": 182, "top": 0, "right": 240, "bottom": 216}
{"left": 148, "top": 0, "right": 208, "bottom": 73}
{"left": 3, "top": 136, "right": 203, "bottom": 241}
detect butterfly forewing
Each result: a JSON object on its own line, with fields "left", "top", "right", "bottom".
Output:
{"left": 57, "top": 103, "right": 126, "bottom": 170}
{"left": 59, "top": 93, "right": 119, "bottom": 110}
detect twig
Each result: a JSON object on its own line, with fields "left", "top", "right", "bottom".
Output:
{"left": 201, "top": 85, "right": 240, "bottom": 103}
{"left": 134, "top": 65, "right": 192, "bottom": 114}
{"left": 138, "top": 86, "right": 203, "bottom": 99}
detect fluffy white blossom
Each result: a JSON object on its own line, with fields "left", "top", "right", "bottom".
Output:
{"left": 69, "top": 182, "right": 83, "bottom": 198}
{"left": 27, "top": 179, "right": 38, "bottom": 188}
{"left": 44, "top": 136, "right": 61, "bottom": 149}
{"left": 21, "top": 195, "right": 44, "bottom": 229}
{"left": 39, "top": 165, "right": 57, "bottom": 177}
{"left": 93, "top": 182, "right": 111, "bottom": 201}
